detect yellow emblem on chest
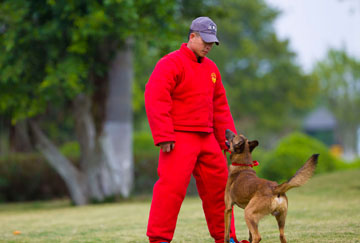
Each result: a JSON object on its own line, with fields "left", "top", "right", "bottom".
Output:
{"left": 211, "top": 72, "right": 217, "bottom": 84}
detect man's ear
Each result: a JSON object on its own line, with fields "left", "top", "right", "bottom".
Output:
{"left": 248, "top": 140, "right": 259, "bottom": 152}
{"left": 189, "top": 32, "right": 198, "bottom": 41}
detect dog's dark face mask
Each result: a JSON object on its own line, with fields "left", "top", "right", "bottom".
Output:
{"left": 225, "top": 129, "right": 259, "bottom": 154}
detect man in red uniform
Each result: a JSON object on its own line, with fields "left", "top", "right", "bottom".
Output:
{"left": 145, "top": 17, "right": 238, "bottom": 243}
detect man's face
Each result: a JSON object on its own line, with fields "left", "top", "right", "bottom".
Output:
{"left": 188, "top": 33, "right": 214, "bottom": 58}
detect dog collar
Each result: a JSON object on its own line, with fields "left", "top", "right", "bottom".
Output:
{"left": 231, "top": 161, "right": 259, "bottom": 167}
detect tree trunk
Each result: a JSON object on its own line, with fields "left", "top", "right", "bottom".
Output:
{"left": 73, "top": 94, "right": 106, "bottom": 201}
{"left": 73, "top": 93, "right": 122, "bottom": 201}
{"left": 10, "top": 120, "right": 33, "bottom": 152}
{"left": 0, "top": 117, "right": 9, "bottom": 155}
{"left": 71, "top": 38, "right": 135, "bottom": 200}
{"left": 29, "top": 119, "right": 88, "bottom": 205}
{"left": 28, "top": 38, "right": 135, "bottom": 204}
{"left": 101, "top": 38, "right": 134, "bottom": 198}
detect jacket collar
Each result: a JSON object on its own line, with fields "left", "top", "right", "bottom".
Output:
{"left": 180, "top": 43, "right": 204, "bottom": 63}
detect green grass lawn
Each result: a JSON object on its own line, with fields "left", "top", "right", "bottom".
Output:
{"left": 1, "top": 169, "right": 360, "bottom": 242}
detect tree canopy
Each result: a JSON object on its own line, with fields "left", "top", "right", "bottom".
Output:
{"left": 0, "top": 0, "right": 176, "bottom": 122}
{"left": 313, "top": 49, "right": 360, "bottom": 157}
{"left": 133, "top": 0, "right": 319, "bottom": 142}
{"left": 0, "top": 0, "right": 224, "bottom": 204}
{"left": 208, "top": 0, "right": 318, "bottom": 138}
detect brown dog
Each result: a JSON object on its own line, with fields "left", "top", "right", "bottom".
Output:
{"left": 224, "top": 130, "right": 318, "bottom": 243}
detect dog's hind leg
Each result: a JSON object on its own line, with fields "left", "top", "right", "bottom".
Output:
{"left": 244, "top": 198, "right": 266, "bottom": 243}
{"left": 275, "top": 210, "right": 287, "bottom": 243}
{"left": 244, "top": 211, "right": 261, "bottom": 243}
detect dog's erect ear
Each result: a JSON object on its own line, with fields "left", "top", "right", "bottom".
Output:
{"left": 248, "top": 140, "right": 259, "bottom": 152}
{"left": 225, "top": 129, "right": 236, "bottom": 142}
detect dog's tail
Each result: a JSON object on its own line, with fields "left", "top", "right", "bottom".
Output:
{"left": 274, "top": 154, "right": 319, "bottom": 194}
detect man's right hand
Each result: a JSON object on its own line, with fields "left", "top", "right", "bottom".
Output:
{"left": 159, "top": 141, "right": 175, "bottom": 152}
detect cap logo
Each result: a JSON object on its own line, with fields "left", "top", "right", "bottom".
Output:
{"left": 208, "top": 24, "right": 217, "bottom": 32}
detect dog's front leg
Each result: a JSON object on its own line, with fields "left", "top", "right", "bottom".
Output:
{"left": 224, "top": 181, "right": 233, "bottom": 243}
{"left": 224, "top": 206, "right": 232, "bottom": 243}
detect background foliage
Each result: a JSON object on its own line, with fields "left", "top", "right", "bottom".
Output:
{"left": 0, "top": 0, "right": 359, "bottom": 202}
{"left": 208, "top": 0, "right": 318, "bottom": 139}
{"left": 0, "top": 154, "right": 67, "bottom": 202}
{"left": 2, "top": 131, "right": 359, "bottom": 202}
{"left": 313, "top": 49, "right": 360, "bottom": 156}
{"left": 133, "top": 0, "right": 319, "bottom": 140}
{"left": 256, "top": 132, "right": 344, "bottom": 182}
{"left": 0, "top": 0, "right": 178, "bottom": 122}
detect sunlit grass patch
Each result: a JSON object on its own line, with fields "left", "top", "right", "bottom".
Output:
{"left": 0, "top": 169, "right": 359, "bottom": 242}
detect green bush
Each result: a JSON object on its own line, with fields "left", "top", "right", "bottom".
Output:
{"left": 350, "top": 158, "right": 360, "bottom": 168}
{"left": 335, "top": 157, "right": 360, "bottom": 170}
{"left": 0, "top": 133, "right": 160, "bottom": 202}
{"left": 133, "top": 131, "right": 159, "bottom": 194}
{"left": 0, "top": 142, "right": 80, "bottom": 202}
{"left": 0, "top": 153, "right": 68, "bottom": 202}
{"left": 2, "top": 130, "right": 259, "bottom": 201}
{"left": 60, "top": 141, "right": 80, "bottom": 158}
{"left": 258, "top": 132, "right": 340, "bottom": 182}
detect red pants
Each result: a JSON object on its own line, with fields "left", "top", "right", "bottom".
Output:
{"left": 147, "top": 131, "right": 237, "bottom": 243}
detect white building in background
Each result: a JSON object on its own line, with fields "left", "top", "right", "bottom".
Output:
{"left": 303, "top": 107, "right": 360, "bottom": 160}
{"left": 303, "top": 107, "right": 337, "bottom": 146}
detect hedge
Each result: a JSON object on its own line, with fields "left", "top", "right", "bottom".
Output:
{"left": 257, "top": 132, "right": 343, "bottom": 182}
{"left": 0, "top": 153, "right": 68, "bottom": 202}
{"left": 1, "top": 131, "right": 358, "bottom": 202}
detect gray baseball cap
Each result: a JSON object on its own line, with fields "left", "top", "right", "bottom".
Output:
{"left": 190, "top": 17, "right": 219, "bottom": 45}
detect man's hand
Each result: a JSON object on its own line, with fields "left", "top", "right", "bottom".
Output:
{"left": 159, "top": 141, "right": 175, "bottom": 152}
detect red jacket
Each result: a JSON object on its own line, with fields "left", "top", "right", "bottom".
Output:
{"left": 145, "top": 43, "right": 236, "bottom": 150}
